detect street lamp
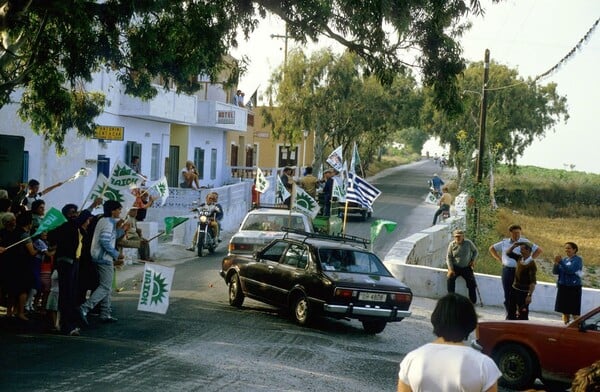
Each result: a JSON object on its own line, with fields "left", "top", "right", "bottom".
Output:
{"left": 302, "top": 129, "right": 309, "bottom": 170}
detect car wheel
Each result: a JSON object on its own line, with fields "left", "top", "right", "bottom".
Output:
{"left": 228, "top": 273, "right": 244, "bottom": 307}
{"left": 292, "top": 294, "right": 311, "bottom": 326}
{"left": 197, "top": 236, "right": 204, "bottom": 257}
{"left": 493, "top": 343, "right": 538, "bottom": 390}
{"left": 362, "top": 320, "right": 386, "bottom": 334}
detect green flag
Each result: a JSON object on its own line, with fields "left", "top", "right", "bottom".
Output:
{"left": 33, "top": 207, "right": 67, "bottom": 237}
{"left": 294, "top": 186, "right": 320, "bottom": 219}
{"left": 164, "top": 216, "right": 189, "bottom": 235}
{"left": 370, "top": 219, "right": 397, "bottom": 250}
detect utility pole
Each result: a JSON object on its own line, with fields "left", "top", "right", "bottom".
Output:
{"left": 476, "top": 49, "right": 490, "bottom": 183}
{"left": 270, "top": 24, "right": 290, "bottom": 68}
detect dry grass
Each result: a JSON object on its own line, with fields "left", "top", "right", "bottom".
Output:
{"left": 477, "top": 208, "right": 600, "bottom": 288}
{"left": 497, "top": 208, "right": 600, "bottom": 267}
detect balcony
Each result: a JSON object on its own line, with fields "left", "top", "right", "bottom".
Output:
{"left": 196, "top": 101, "right": 248, "bottom": 132}
{"left": 118, "top": 88, "right": 198, "bottom": 124}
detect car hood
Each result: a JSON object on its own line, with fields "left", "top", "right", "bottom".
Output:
{"left": 322, "top": 271, "right": 410, "bottom": 291}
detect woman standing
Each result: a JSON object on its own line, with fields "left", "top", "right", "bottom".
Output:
{"left": 553, "top": 242, "right": 583, "bottom": 324}
{"left": 397, "top": 293, "right": 501, "bottom": 392}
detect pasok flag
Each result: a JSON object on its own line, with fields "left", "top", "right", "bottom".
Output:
{"left": 347, "top": 172, "right": 381, "bottom": 209}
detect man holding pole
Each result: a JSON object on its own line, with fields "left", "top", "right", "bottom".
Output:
{"left": 446, "top": 229, "right": 479, "bottom": 305}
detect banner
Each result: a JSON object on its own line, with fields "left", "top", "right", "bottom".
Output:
{"left": 85, "top": 173, "right": 136, "bottom": 216}
{"left": 326, "top": 145, "right": 344, "bottom": 172}
{"left": 137, "top": 263, "right": 175, "bottom": 315}
{"left": 110, "top": 159, "right": 142, "bottom": 189}
{"left": 255, "top": 167, "right": 270, "bottom": 193}
{"left": 294, "top": 186, "right": 320, "bottom": 219}
{"left": 164, "top": 216, "right": 189, "bottom": 235}
{"left": 32, "top": 207, "right": 67, "bottom": 237}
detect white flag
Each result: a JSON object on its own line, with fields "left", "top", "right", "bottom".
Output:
{"left": 294, "top": 186, "right": 320, "bottom": 219}
{"left": 84, "top": 173, "right": 135, "bottom": 217}
{"left": 350, "top": 143, "right": 361, "bottom": 175}
{"left": 326, "top": 145, "right": 344, "bottom": 172}
{"left": 148, "top": 176, "right": 170, "bottom": 206}
{"left": 332, "top": 176, "right": 346, "bottom": 202}
{"left": 255, "top": 167, "right": 270, "bottom": 193}
{"left": 276, "top": 175, "right": 291, "bottom": 204}
{"left": 110, "top": 159, "right": 142, "bottom": 189}
{"left": 137, "top": 263, "right": 175, "bottom": 315}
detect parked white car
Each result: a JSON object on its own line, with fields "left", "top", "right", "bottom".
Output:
{"left": 227, "top": 206, "right": 313, "bottom": 255}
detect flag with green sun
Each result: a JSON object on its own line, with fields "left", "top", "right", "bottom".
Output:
{"left": 294, "top": 186, "right": 320, "bottom": 219}
{"left": 137, "top": 263, "right": 175, "bottom": 315}
{"left": 84, "top": 173, "right": 136, "bottom": 216}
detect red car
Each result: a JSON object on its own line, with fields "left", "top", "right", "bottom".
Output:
{"left": 476, "top": 306, "right": 600, "bottom": 390}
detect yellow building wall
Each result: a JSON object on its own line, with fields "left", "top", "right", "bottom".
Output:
{"left": 170, "top": 124, "right": 189, "bottom": 169}
{"left": 226, "top": 107, "right": 315, "bottom": 170}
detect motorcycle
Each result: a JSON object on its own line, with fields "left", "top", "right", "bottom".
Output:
{"left": 192, "top": 204, "right": 219, "bottom": 257}
{"left": 427, "top": 180, "right": 442, "bottom": 202}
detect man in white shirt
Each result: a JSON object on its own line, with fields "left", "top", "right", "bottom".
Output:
{"left": 489, "top": 224, "right": 542, "bottom": 318}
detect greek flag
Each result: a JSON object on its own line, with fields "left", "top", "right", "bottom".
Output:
{"left": 347, "top": 172, "right": 381, "bottom": 208}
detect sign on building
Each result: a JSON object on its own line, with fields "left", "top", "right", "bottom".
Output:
{"left": 217, "top": 111, "right": 235, "bottom": 124}
{"left": 94, "top": 125, "right": 124, "bottom": 141}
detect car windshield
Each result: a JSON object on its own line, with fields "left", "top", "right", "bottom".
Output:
{"left": 318, "top": 248, "right": 389, "bottom": 276}
{"left": 241, "top": 214, "right": 305, "bottom": 231}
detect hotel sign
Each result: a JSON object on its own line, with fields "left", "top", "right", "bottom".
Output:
{"left": 217, "top": 110, "right": 235, "bottom": 124}
{"left": 94, "top": 125, "right": 124, "bottom": 141}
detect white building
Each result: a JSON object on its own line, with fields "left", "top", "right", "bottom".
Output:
{"left": 0, "top": 69, "right": 250, "bottom": 210}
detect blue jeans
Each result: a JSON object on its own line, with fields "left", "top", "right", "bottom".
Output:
{"left": 81, "top": 264, "right": 114, "bottom": 319}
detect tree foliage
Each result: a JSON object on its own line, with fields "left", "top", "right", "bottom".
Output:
{"left": 0, "top": 0, "right": 490, "bottom": 153}
{"left": 421, "top": 61, "right": 569, "bottom": 178}
{"left": 262, "top": 49, "right": 422, "bottom": 171}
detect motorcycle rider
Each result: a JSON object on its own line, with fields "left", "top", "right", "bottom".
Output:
{"left": 429, "top": 173, "right": 445, "bottom": 197}
{"left": 187, "top": 193, "right": 221, "bottom": 251}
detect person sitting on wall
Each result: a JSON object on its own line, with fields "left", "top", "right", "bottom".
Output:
{"left": 180, "top": 160, "right": 200, "bottom": 189}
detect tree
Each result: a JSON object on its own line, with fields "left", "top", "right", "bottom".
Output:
{"left": 1, "top": 0, "right": 489, "bottom": 153}
{"left": 263, "top": 49, "right": 422, "bottom": 171}
{"left": 422, "top": 61, "right": 569, "bottom": 179}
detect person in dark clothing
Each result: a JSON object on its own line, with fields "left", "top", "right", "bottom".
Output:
{"left": 48, "top": 204, "right": 82, "bottom": 336}
{"left": 505, "top": 241, "right": 537, "bottom": 320}
{"left": 321, "top": 169, "right": 335, "bottom": 216}
{"left": 76, "top": 209, "right": 100, "bottom": 306}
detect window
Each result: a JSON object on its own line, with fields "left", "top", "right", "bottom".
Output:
{"left": 283, "top": 244, "right": 308, "bottom": 269}
{"left": 261, "top": 241, "right": 288, "bottom": 262}
{"left": 194, "top": 147, "right": 205, "bottom": 179}
{"left": 210, "top": 148, "right": 217, "bottom": 180}
{"left": 151, "top": 143, "right": 160, "bottom": 180}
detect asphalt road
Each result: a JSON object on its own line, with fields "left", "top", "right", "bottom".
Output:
{"left": 0, "top": 160, "right": 553, "bottom": 391}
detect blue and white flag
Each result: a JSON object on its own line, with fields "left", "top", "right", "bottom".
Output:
{"left": 347, "top": 172, "right": 381, "bottom": 208}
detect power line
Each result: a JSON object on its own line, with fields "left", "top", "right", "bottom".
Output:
{"left": 486, "top": 16, "right": 599, "bottom": 92}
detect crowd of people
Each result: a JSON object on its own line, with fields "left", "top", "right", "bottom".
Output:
{"left": 0, "top": 177, "right": 156, "bottom": 336}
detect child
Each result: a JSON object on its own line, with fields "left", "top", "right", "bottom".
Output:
{"left": 26, "top": 233, "right": 49, "bottom": 312}
{"left": 46, "top": 267, "right": 60, "bottom": 331}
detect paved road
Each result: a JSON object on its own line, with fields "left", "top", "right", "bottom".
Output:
{"left": 0, "top": 159, "right": 557, "bottom": 391}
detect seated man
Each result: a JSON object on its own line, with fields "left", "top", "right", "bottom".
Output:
{"left": 117, "top": 208, "right": 151, "bottom": 261}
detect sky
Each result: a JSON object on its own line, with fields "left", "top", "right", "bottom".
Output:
{"left": 233, "top": 0, "right": 600, "bottom": 174}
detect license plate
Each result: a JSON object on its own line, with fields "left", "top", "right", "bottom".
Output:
{"left": 358, "top": 292, "right": 386, "bottom": 302}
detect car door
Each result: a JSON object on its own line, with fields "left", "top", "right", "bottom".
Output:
{"left": 542, "top": 310, "right": 600, "bottom": 377}
{"left": 269, "top": 243, "right": 310, "bottom": 306}
{"left": 242, "top": 240, "right": 288, "bottom": 302}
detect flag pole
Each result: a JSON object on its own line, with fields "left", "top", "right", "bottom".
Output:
{"left": 3, "top": 236, "right": 33, "bottom": 250}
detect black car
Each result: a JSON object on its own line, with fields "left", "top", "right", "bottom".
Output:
{"left": 220, "top": 229, "right": 413, "bottom": 334}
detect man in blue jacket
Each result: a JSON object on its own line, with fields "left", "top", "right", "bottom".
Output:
{"left": 78, "top": 200, "right": 124, "bottom": 325}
